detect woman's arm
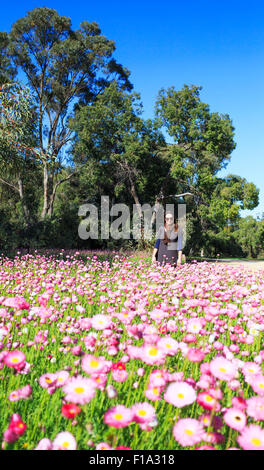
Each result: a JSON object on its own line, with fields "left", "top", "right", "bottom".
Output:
{"left": 177, "top": 230, "right": 183, "bottom": 265}
{"left": 177, "top": 250, "right": 182, "bottom": 265}
{"left": 152, "top": 239, "right": 160, "bottom": 264}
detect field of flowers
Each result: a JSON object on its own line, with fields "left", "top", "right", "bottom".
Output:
{"left": 1, "top": 251, "right": 264, "bottom": 450}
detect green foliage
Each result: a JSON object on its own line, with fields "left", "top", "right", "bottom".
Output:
{"left": 71, "top": 80, "right": 167, "bottom": 209}
{"left": 0, "top": 81, "right": 37, "bottom": 150}
{"left": 0, "top": 32, "right": 16, "bottom": 84}
{"left": 0, "top": 7, "right": 133, "bottom": 221}
{"left": 232, "top": 217, "right": 264, "bottom": 258}
{"left": 155, "top": 84, "right": 236, "bottom": 176}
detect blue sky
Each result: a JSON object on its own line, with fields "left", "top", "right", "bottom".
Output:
{"left": 1, "top": 0, "right": 264, "bottom": 218}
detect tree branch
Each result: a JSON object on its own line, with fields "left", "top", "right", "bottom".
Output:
{"left": 0, "top": 176, "right": 19, "bottom": 193}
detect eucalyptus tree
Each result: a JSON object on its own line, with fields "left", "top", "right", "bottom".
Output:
{"left": 0, "top": 7, "right": 132, "bottom": 219}
{"left": 0, "top": 81, "right": 39, "bottom": 225}
{"left": 155, "top": 84, "right": 237, "bottom": 203}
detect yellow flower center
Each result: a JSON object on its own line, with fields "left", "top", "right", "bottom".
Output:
{"left": 177, "top": 393, "right": 184, "bottom": 399}
{"left": 185, "top": 429, "right": 193, "bottom": 436}
{"left": 11, "top": 357, "right": 19, "bottom": 363}
{"left": 251, "top": 438, "right": 261, "bottom": 447}
{"left": 205, "top": 395, "right": 213, "bottom": 402}
{"left": 45, "top": 378, "right": 52, "bottom": 383}
{"left": 166, "top": 344, "right": 172, "bottom": 348}
{"left": 138, "top": 410, "right": 147, "bottom": 417}
{"left": 219, "top": 368, "right": 227, "bottom": 373}
{"left": 259, "top": 384, "right": 264, "bottom": 389}
{"left": 90, "top": 360, "right": 99, "bottom": 368}
{"left": 153, "top": 388, "right": 159, "bottom": 395}
{"left": 62, "top": 441, "right": 69, "bottom": 448}
{"left": 74, "top": 387, "right": 85, "bottom": 394}
{"left": 114, "top": 413, "right": 123, "bottom": 420}
{"left": 148, "top": 348, "right": 158, "bottom": 356}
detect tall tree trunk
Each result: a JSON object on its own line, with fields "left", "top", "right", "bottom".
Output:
{"left": 150, "top": 168, "right": 172, "bottom": 231}
{"left": 128, "top": 175, "right": 145, "bottom": 247}
{"left": 0, "top": 175, "right": 30, "bottom": 226}
{"left": 41, "top": 162, "right": 49, "bottom": 220}
{"left": 17, "top": 176, "right": 30, "bottom": 226}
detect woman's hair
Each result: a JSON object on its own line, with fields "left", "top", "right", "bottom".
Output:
{"left": 163, "top": 212, "right": 178, "bottom": 245}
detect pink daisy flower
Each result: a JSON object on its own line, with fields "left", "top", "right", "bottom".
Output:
{"left": 250, "top": 375, "right": 264, "bottom": 395}
{"left": 149, "top": 370, "right": 168, "bottom": 387}
{"left": 209, "top": 356, "right": 238, "bottom": 381}
{"left": 173, "top": 418, "right": 204, "bottom": 447}
{"left": 141, "top": 345, "right": 165, "bottom": 365}
{"left": 237, "top": 424, "right": 264, "bottom": 450}
{"left": 39, "top": 372, "right": 57, "bottom": 389}
{"left": 232, "top": 396, "right": 247, "bottom": 411}
{"left": 197, "top": 392, "right": 220, "bottom": 411}
{"left": 157, "top": 336, "right": 179, "bottom": 355}
{"left": 4, "top": 350, "right": 25, "bottom": 370}
{"left": 223, "top": 408, "right": 247, "bottom": 431}
{"left": 91, "top": 314, "right": 112, "bottom": 330}
{"left": 149, "top": 309, "right": 166, "bottom": 322}
{"left": 8, "top": 390, "right": 20, "bottom": 402}
{"left": 92, "top": 374, "right": 108, "bottom": 390}
{"left": 81, "top": 354, "right": 106, "bottom": 375}
{"left": 164, "top": 382, "right": 196, "bottom": 408}
{"left": 246, "top": 396, "right": 264, "bottom": 420}
{"left": 187, "top": 348, "right": 205, "bottom": 362}
{"left": 145, "top": 385, "right": 163, "bottom": 401}
{"left": 19, "top": 385, "right": 32, "bottom": 399}
{"left": 116, "top": 312, "right": 135, "bottom": 324}
{"left": 53, "top": 431, "right": 77, "bottom": 450}
{"left": 131, "top": 402, "right": 156, "bottom": 423}
{"left": 187, "top": 319, "right": 202, "bottom": 334}
{"left": 3, "top": 296, "right": 30, "bottom": 310}
{"left": 242, "top": 362, "right": 262, "bottom": 380}
{"left": 104, "top": 405, "right": 133, "bottom": 428}
{"left": 54, "top": 370, "right": 70, "bottom": 387}
{"left": 35, "top": 438, "right": 53, "bottom": 450}
{"left": 96, "top": 442, "right": 113, "bottom": 450}
{"left": 126, "top": 345, "right": 142, "bottom": 360}
{"left": 112, "top": 369, "right": 128, "bottom": 382}
{"left": 62, "top": 375, "right": 96, "bottom": 404}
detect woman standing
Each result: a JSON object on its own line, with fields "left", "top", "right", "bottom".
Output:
{"left": 152, "top": 212, "right": 182, "bottom": 267}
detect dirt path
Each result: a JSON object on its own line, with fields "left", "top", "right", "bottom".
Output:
{"left": 212, "top": 260, "right": 264, "bottom": 272}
